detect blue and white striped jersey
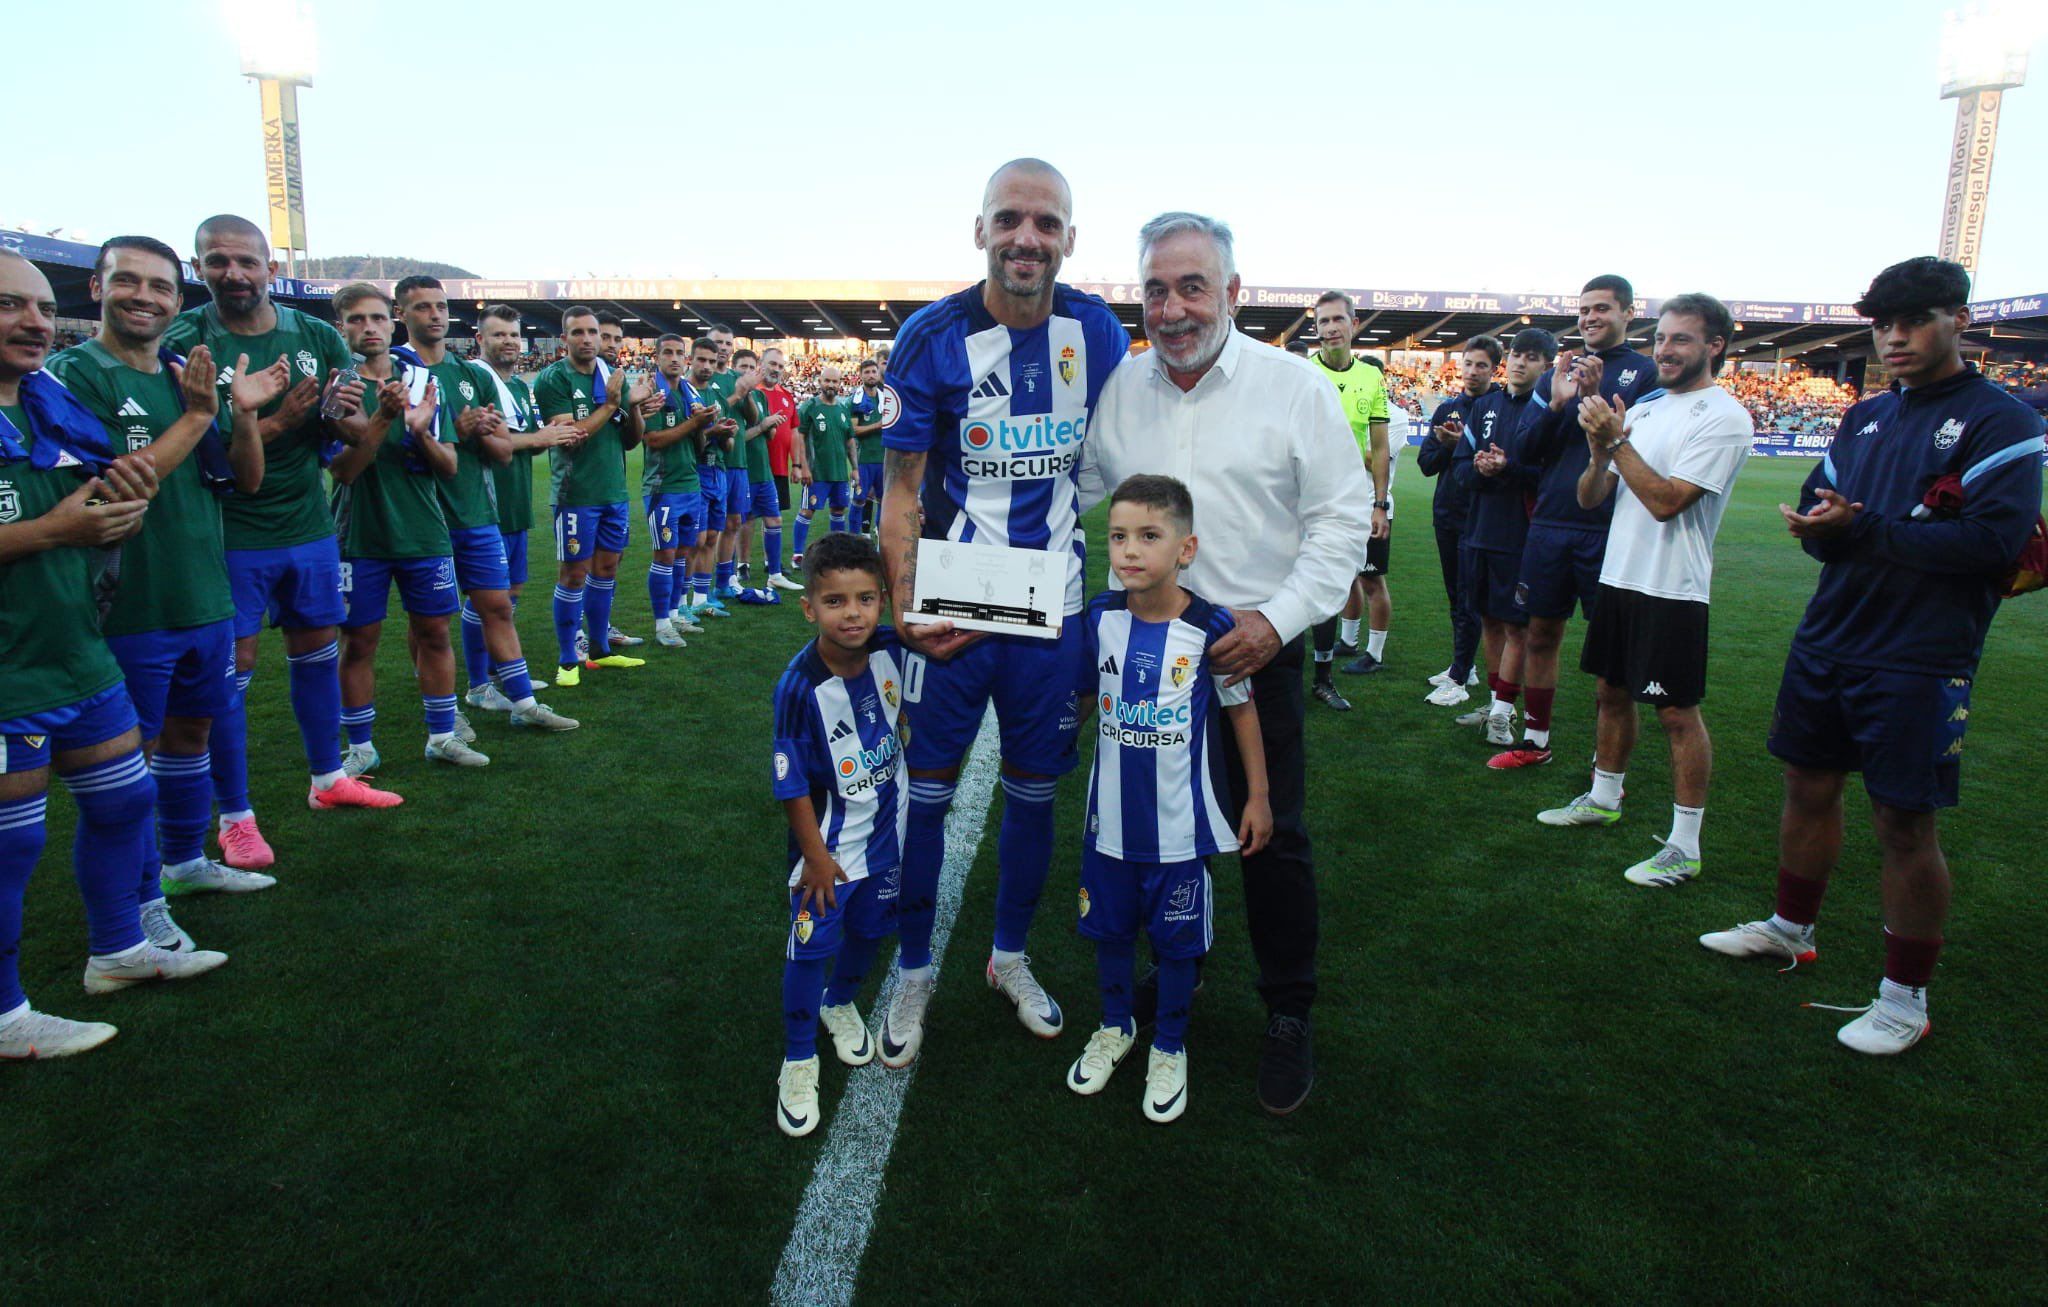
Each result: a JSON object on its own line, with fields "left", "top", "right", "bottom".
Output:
{"left": 770, "top": 627, "right": 910, "bottom": 885}
{"left": 880, "top": 282, "right": 1131, "bottom": 617}
{"left": 1078, "top": 590, "right": 1250, "bottom": 862}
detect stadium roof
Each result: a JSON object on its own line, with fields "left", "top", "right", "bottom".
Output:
{"left": 15, "top": 230, "right": 2048, "bottom": 365}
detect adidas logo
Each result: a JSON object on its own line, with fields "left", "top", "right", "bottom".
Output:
{"left": 1098, "top": 654, "right": 1119, "bottom": 675}
{"left": 829, "top": 720, "right": 854, "bottom": 742}
{"left": 971, "top": 372, "right": 1010, "bottom": 399}
{"left": 117, "top": 397, "right": 149, "bottom": 418}
{"left": 1643, "top": 681, "right": 1668, "bottom": 698}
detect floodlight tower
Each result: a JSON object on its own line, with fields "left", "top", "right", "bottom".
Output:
{"left": 1935, "top": 4, "right": 2030, "bottom": 280}
{"left": 230, "top": 0, "right": 318, "bottom": 279}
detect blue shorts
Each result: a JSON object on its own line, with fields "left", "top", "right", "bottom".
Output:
{"left": 342, "top": 555, "right": 459, "bottom": 627}
{"left": 725, "top": 467, "right": 751, "bottom": 521}
{"left": 448, "top": 524, "right": 511, "bottom": 592}
{"left": 1077, "top": 845, "right": 1214, "bottom": 960}
{"left": 1, "top": 683, "right": 137, "bottom": 774}
{"left": 804, "top": 480, "right": 851, "bottom": 516}
{"left": 1767, "top": 647, "right": 1970, "bottom": 812}
{"left": 646, "top": 492, "right": 704, "bottom": 553}
{"left": 553, "top": 501, "right": 630, "bottom": 563}
{"left": 786, "top": 866, "right": 900, "bottom": 960}
{"left": 226, "top": 537, "right": 347, "bottom": 637}
{"left": 698, "top": 466, "right": 727, "bottom": 532}
{"left": 105, "top": 618, "right": 237, "bottom": 740}
{"left": 856, "top": 462, "right": 884, "bottom": 503}
{"left": 1516, "top": 523, "right": 1606, "bottom": 622}
{"left": 749, "top": 477, "right": 782, "bottom": 521}
{"left": 1464, "top": 545, "right": 1527, "bottom": 625}
{"left": 503, "top": 529, "right": 530, "bottom": 587}
{"left": 902, "top": 621, "right": 1084, "bottom": 776}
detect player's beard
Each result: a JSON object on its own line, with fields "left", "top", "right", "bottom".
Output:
{"left": 991, "top": 249, "right": 1055, "bottom": 298}
{"left": 1659, "top": 353, "right": 1709, "bottom": 391}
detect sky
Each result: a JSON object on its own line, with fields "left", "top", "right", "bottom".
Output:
{"left": 13, "top": 0, "right": 2048, "bottom": 300}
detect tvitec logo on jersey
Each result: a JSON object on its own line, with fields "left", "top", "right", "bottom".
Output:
{"left": 958, "top": 414, "right": 1087, "bottom": 479}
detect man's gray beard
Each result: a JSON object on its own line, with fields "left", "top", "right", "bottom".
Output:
{"left": 1156, "top": 316, "right": 1229, "bottom": 373}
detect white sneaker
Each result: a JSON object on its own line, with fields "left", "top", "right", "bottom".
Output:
{"left": 575, "top": 629, "right": 591, "bottom": 661}
{"left": 1485, "top": 710, "right": 1517, "bottom": 747}
{"left": 1833, "top": 994, "right": 1931, "bottom": 1055}
{"left": 1700, "top": 918, "right": 1817, "bottom": 969}
{"left": 654, "top": 620, "right": 686, "bottom": 649}
{"left": 0, "top": 1006, "right": 117, "bottom": 1059}
{"left": 769, "top": 572, "right": 805, "bottom": 592}
{"left": 1425, "top": 682, "right": 1471, "bottom": 707}
{"left": 700, "top": 604, "right": 730, "bottom": 619}
{"left": 342, "top": 742, "right": 381, "bottom": 778}
{"left": 1622, "top": 842, "right": 1701, "bottom": 888}
{"left": 776, "top": 1055, "right": 822, "bottom": 1137}
{"left": 1467, "top": 667, "right": 1482, "bottom": 687}
{"left": 453, "top": 710, "right": 477, "bottom": 745}
{"left": 1065, "top": 1022, "right": 1136, "bottom": 1096}
{"left": 425, "top": 736, "right": 491, "bottom": 767}
{"left": 509, "top": 702, "right": 579, "bottom": 732}
{"left": 162, "top": 858, "right": 276, "bottom": 895}
{"left": 607, "top": 625, "right": 645, "bottom": 648}
{"left": 465, "top": 682, "right": 516, "bottom": 712}
{"left": 83, "top": 943, "right": 229, "bottom": 995}
{"left": 819, "top": 1001, "right": 875, "bottom": 1067}
{"left": 1535, "top": 792, "right": 1623, "bottom": 828}
{"left": 139, "top": 898, "right": 195, "bottom": 951}
{"left": 987, "top": 954, "right": 1063, "bottom": 1037}
{"left": 1427, "top": 665, "right": 1454, "bottom": 688}
{"left": 674, "top": 614, "right": 705, "bottom": 635}
{"left": 1143, "top": 1045, "right": 1189, "bottom": 1123}
{"left": 1454, "top": 706, "right": 1492, "bottom": 728}
{"left": 879, "top": 971, "right": 933, "bottom": 1068}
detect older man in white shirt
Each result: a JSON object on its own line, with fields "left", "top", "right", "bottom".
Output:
{"left": 1077, "top": 211, "right": 1370, "bottom": 1115}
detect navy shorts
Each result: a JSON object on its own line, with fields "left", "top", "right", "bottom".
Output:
{"left": 804, "top": 480, "right": 851, "bottom": 516}
{"left": 1465, "top": 545, "right": 1528, "bottom": 625}
{"left": 1768, "top": 647, "right": 1970, "bottom": 812}
{"left": 226, "top": 537, "right": 347, "bottom": 637}
{"left": 449, "top": 523, "right": 511, "bottom": 592}
{"left": 749, "top": 477, "right": 782, "bottom": 520}
{"left": 554, "top": 501, "right": 630, "bottom": 563}
{"left": 646, "top": 492, "right": 704, "bottom": 553}
{"left": 725, "top": 466, "right": 751, "bottom": 521}
{"left": 1, "top": 683, "right": 137, "bottom": 774}
{"left": 1077, "top": 845, "right": 1214, "bottom": 959}
{"left": 503, "top": 529, "right": 529, "bottom": 587}
{"left": 786, "top": 866, "right": 900, "bottom": 960}
{"left": 1516, "top": 523, "right": 1606, "bottom": 622}
{"left": 856, "top": 462, "right": 884, "bottom": 503}
{"left": 342, "top": 555, "right": 459, "bottom": 627}
{"left": 901, "top": 622, "right": 1084, "bottom": 776}
{"left": 105, "top": 618, "right": 237, "bottom": 740}
{"left": 698, "top": 466, "right": 727, "bottom": 532}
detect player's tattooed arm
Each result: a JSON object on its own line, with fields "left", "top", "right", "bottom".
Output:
{"left": 882, "top": 447, "right": 980, "bottom": 659}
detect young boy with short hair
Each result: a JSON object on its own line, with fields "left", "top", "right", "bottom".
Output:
{"left": 770, "top": 532, "right": 909, "bottom": 1136}
{"left": 1066, "top": 474, "right": 1272, "bottom": 1123}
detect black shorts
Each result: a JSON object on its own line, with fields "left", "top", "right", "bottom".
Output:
{"left": 1360, "top": 529, "right": 1391, "bottom": 577}
{"left": 776, "top": 474, "right": 793, "bottom": 512}
{"left": 1767, "top": 647, "right": 1968, "bottom": 812}
{"left": 1578, "top": 584, "right": 1707, "bottom": 708}
{"left": 1463, "top": 545, "right": 1527, "bottom": 625}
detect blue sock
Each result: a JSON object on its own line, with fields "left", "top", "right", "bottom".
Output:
{"left": 61, "top": 752, "right": 154, "bottom": 957}
{"left": 824, "top": 933, "right": 885, "bottom": 1007}
{"left": 150, "top": 748, "right": 212, "bottom": 872}
{"left": 341, "top": 702, "right": 375, "bottom": 747}
{"left": 0, "top": 794, "right": 49, "bottom": 1013}
{"left": 211, "top": 670, "right": 254, "bottom": 815}
{"left": 846, "top": 503, "right": 862, "bottom": 536}
{"left": 782, "top": 956, "right": 828, "bottom": 1061}
{"left": 648, "top": 563, "right": 671, "bottom": 619}
{"left": 422, "top": 693, "right": 457, "bottom": 738}
{"left": 1154, "top": 955, "right": 1199, "bottom": 1054}
{"left": 584, "top": 577, "right": 616, "bottom": 655}
{"left": 829, "top": 513, "right": 847, "bottom": 535}
{"left": 715, "top": 558, "right": 734, "bottom": 592}
{"left": 693, "top": 571, "right": 713, "bottom": 600}
{"left": 286, "top": 639, "right": 345, "bottom": 776}
{"left": 896, "top": 779, "right": 954, "bottom": 971}
{"left": 460, "top": 600, "right": 490, "bottom": 691}
{"left": 993, "top": 775, "right": 1059, "bottom": 953}
{"left": 766, "top": 525, "right": 784, "bottom": 576}
{"left": 552, "top": 584, "right": 583, "bottom": 665}
{"left": 792, "top": 514, "right": 812, "bottom": 559}
{"left": 492, "top": 658, "right": 534, "bottom": 705}
{"left": 1096, "top": 936, "right": 1137, "bottom": 1035}
{"left": 667, "top": 560, "right": 689, "bottom": 616}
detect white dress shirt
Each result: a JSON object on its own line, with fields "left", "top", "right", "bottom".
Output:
{"left": 1078, "top": 326, "right": 1372, "bottom": 645}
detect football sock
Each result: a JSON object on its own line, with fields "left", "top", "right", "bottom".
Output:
{"left": 460, "top": 601, "right": 490, "bottom": 690}
{"left": 150, "top": 750, "right": 212, "bottom": 873}
{"left": 1095, "top": 936, "right": 1136, "bottom": 1035}
{"left": 1769, "top": 913, "right": 1816, "bottom": 941}
{"left": 667, "top": 560, "right": 689, "bottom": 618}
{"left": 693, "top": 571, "right": 713, "bottom": 601}
{"left": 766, "top": 524, "right": 784, "bottom": 576}
{"left": 1154, "top": 955, "right": 1199, "bottom": 1055}
{"left": 1311, "top": 616, "right": 1336, "bottom": 658}
{"left": 846, "top": 504, "right": 862, "bottom": 536}
{"left": 0, "top": 794, "right": 49, "bottom": 1014}
{"left": 1524, "top": 686, "right": 1555, "bottom": 747}
{"left": 286, "top": 639, "right": 345, "bottom": 777}
{"left": 792, "top": 514, "right": 812, "bottom": 560}
{"left": 1590, "top": 767, "right": 1625, "bottom": 808}
{"left": 1488, "top": 674, "right": 1521, "bottom": 711}
{"left": 715, "top": 558, "right": 735, "bottom": 592}
{"left": 61, "top": 751, "right": 154, "bottom": 957}
{"left": 1667, "top": 804, "right": 1704, "bottom": 858}
{"left": 552, "top": 584, "right": 584, "bottom": 665}
{"left": 492, "top": 658, "right": 535, "bottom": 708}
{"left": 422, "top": 693, "right": 457, "bottom": 741}
{"left": 1339, "top": 616, "right": 1361, "bottom": 647}
{"left": 341, "top": 702, "right": 376, "bottom": 748}
{"left": 647, "top": 563, "right": 672, "bottom": 621}
{"left": 1774, "top": 867, "right": 1829, "bottom": 927}
{"left": 782, "top": 955, "right": 828, "bottom": 1061}
{"left": 1879, "top": 976, "right": 1929, "bottom": 1014}
{"left": 824, "top": 932, "right": 884, "bottom": 1008}
{"left": 1367, "top": 628, "right": 1388, "bottom": 660}
{"left": 583, "top": 577, "right": 616, "bottom": 655}
{"left": 1882, "top": 928, "right": 1942, "bottom": 991}
{"left": 829, "top": 512, "right": 847, "bottom": 535}
{"left": 210, "top": 670, "right": 254, "bottom": 817}
{"left": 898, "top": 963, "right": 932, "bottom": 984}
{"left": 896, "top": 779, "right": 955, "bottom": 970}
{"left": 993, "top": 775, "right": 1059, "bottom": 954}
{"left": 991, "top": 947, "right": 1023, "bottom": 966}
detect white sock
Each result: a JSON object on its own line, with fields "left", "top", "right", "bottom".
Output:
{"left": 427, "top": 732, "right": 454, "bottom": 748}
{"left": 1526, "top": 726, "right": 1551, "bottom": 749}
{"left": 1879, "top": 977, "right": 1928, "bottom": 1013}
{"left": 1667, "top": 804, "right": 1704, "bottom": 858}
{"left": 1489, "top": 693, "right": 1510, "bottom": 717}
{"left": 311, "top": 770, "right": 344, "bottom": 790}
{"left": 0, "top": 999, "right": 28, "bottom": 1026}
{"left": 1590, "top": 767, "right": 1625, "bottom": 808}
{"left": 990, "top": 947, "right": 1024, "bottom": 966}
{"left": 512, "top": 695, "right": 537, "bottom": 712}
{"left": 1768, "top": 913, "right": 1814, "bottom": 942}
{"left": 1313, "top": 649, "right": 1333, "bottom": 665}
{"left": 99, "top": 941, "right": 149, "bottom": 964}
{"left": 1367, "top": 628, "right": 1388, "bottom": 659}
{"left": 219, "top": 809, "right": 254, "bottom": 828}
{"left": 684, "top": 589, "right": 699, "bottom": 608}
{"left": 1339, "top": 617, "right": 1361, "bottom": 646}
{"left": 656, "top": 617, "right": 673, "bottom": 632}
{"left": 899, "top": 964, "right": 932, "bottom": 983}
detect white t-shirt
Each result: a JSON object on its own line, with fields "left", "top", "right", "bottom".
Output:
{"left": 1598, "top": 384, "right": 1754, "bottom": 604}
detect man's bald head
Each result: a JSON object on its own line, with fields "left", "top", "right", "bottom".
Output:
{"left": 194, "top": 213, "right": 268, "bottom": 255}
{"left": 982, "top": 158, "right": 1071, "bottom": 216}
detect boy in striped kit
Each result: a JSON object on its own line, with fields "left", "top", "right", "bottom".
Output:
{"left": 769, "top": 534, "right": 909, "bottom": 1136}
{"left": 1066, "top": 476, "right": 1271, "bottom": 1123}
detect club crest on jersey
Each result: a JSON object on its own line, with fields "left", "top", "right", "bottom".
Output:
{"left": 126, "top": 427, "right": 152, "bottom": 452}
{"left": 0, "top": 487, "right": 18, "bottom": 524}
{"left": 882, "top": 678, "right": 897, "bottom": 708}
{"left": 458, "top": 379, "right": 476, "bottom": 403}
{"left": 1077, "top": 887, "right": 1091, "bottom": 918}
{"left": 1169, "top": 655, "right": 1192, "bottom": 689}
{"left": 794, "top": 910, "right": 813, "bottom": 944}
{"left": 1618, "top": 368, "right": 1639, "bottom": 387}
{"left": 295, "top": 350, "right": 319, "bottom": 378}
{"left": 1934, "top": 418, "right": 1965, "bottom": 450}
{"left": 23, "top": 735, "right": 47, "bottom": 750}
{"left": 1058, "top": 345, "right": 1076, "bottom": 387}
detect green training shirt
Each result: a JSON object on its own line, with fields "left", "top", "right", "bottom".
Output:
{"left": 424, "top": 355, "right": 502, "bottom": 531}
{"left": 486, "top": 370, "right": 539, "bottom": 535}
{"left": 534, "top": 360, "right": 629, "bottom": 508}
{"left": 852, "top": 387, "right": 886, "bottom": 465}
{"left": 330, "top": 374, "right": 453, "bottom": 560}
{"left": 640, "top": 383, "right": 703, "bottom": 499}
{"left": 799, "top": 396, "right": 856, "bottom": 482}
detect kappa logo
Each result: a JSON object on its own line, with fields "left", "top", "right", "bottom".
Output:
{"left": 829, "top": 719, "right": 854, "bottom": 742}
{"left": 1098, "top": 653, "right": 1119, "bottom": 676}
{"left": 295, "top": 349, "right": 318, "bottom": 378}
{"left": 117, "top": 397, "right": 149, "bottom": 418}
{"left": 970, "top": 371, "right": 1010, "bottom": 400}
{"left": 1859, "top": 421, "right": 1880, "bottom": 435}
{"left": 1949, "top": 704, "right": 1970, "bottom": 723}
{"left": 0, "top": 486, "right": 18, "bottom": 524}
{"left": 1643, "top": 680, "right": 1668, "bottom": 698}
{"left": 1057, "top": 344, "right": 1077, "bottom": 387}
{"left": 1934, "top": 418, "right": 1965, "bottom": 450}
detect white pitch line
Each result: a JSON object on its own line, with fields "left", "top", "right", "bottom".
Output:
{"left": 770, "top": 709, "right": 1002, "bottom": 1307}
